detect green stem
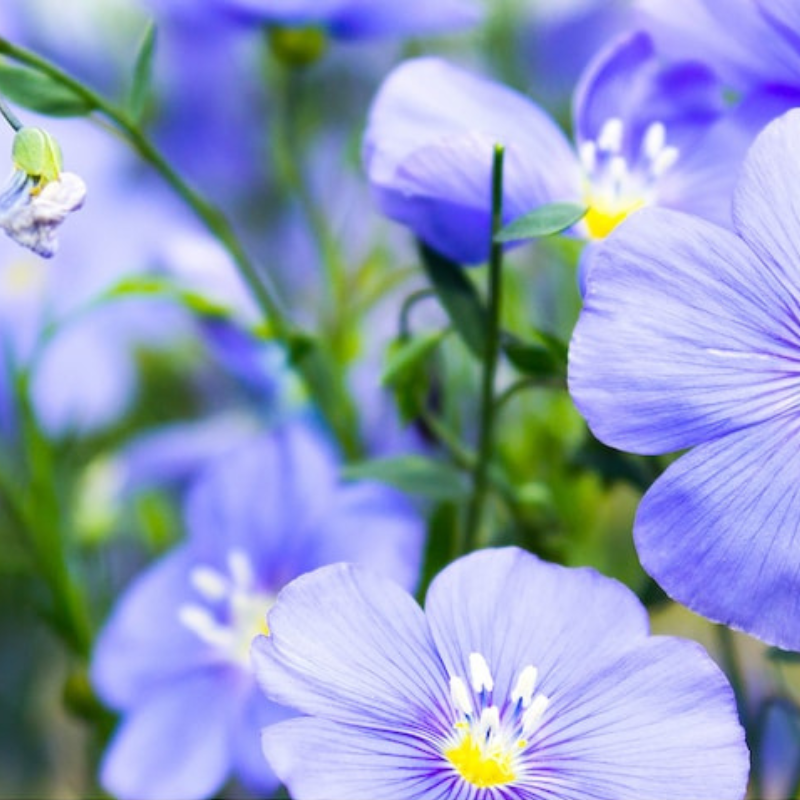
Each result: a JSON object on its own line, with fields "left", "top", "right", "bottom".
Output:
{"left": 494, "top": 375, "right": 563, "bottom": 415}
{"left": 0, "top": 37, "right": 364, "bottom": 457}
{"left": 461, "top": 145, "right": 505, "bottom": 553}
{"left": 399, "top": 288, "right": 436, "bottom": 339}
{"left": 0, "top": 37, "right": 290, "bottom": 338}
{"left": 0, "top": 94, "right": 22, "bottom": 131}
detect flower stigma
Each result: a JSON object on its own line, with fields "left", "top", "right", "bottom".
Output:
{"left": 580, "top": 118, "right": 678, "bottom": 239}
{"left": 444, "top": 652, "right": 550, "bottom": 788}
{"left": 178, "top": 548, "right": 274, "bottom": 668}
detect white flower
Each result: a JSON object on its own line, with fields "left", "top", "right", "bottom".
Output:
{"left": 0, "top": 168, "right": 86, "bottom": 258}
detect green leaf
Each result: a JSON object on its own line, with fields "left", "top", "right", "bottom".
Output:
{"left": 381, "top": 329, "right": 449, "bottom": 388}
{"left": 419, "top": 243, "right": 487, "bottom": 359}
{"left": 501, "top": 331, "right": 568, "bottom": 379}
{"left": 0, "top": 61, "right": 94, "bottom": 117}
{"left": 766, "top": 647, "right": 800, "bottom": 664}
{"left": 128, "top": 20, "right": 157, "bottom": 123}
{"left": 341, "top": 456, "right": 470, "bottom": 502}
{"left": 495, "top": 202, "right": 587, "bottom": 243}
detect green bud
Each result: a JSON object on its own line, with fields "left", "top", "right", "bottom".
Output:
{"left": 12, "top": 126, "right": 63, "bottom": 184}
{"left": 268, "top": 25, "right": 328, "bottom": 68}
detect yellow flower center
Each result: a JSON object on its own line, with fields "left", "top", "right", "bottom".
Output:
{"left": 442, "top": 654, "right": 550, "bottom": 790}
{"left": 445, "top": 730, "right": 516, "bottom": 787}
{"left": 583, "top": 197, "right": 645, "bottom": 239}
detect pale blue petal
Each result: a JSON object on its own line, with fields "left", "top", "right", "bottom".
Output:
{"left": 655, "top": 86, "right": 800, "bottom": 227}
{"left": 424, "top": 548, "right": 649, "bottom": 710}
{"left": 263, "top": 718, "right": 456, "bottom": 800}
{"left": 365, "top": 57, "right": 580, "bottom": 264}
{"left": 100, "top": 667, "right": 243, "bottom": 800}
{"left": 756, "top": 0, "right": 800, "bottom": 54}
{"left": 91, "top": 546, "right": 221, "bottom": 710}
{"left": 733, "top": 109, "right": 800, "bottom": 295}
{"left": 251, "top": 563, "right": 450, "bottom": 732}
{"left": 516, "top": 637, "right": 748, "bottom": 799}
{"left": 635, "top": 415, "right": 800, "bottom": 650}
{"left": 636, "top": 0, "right": 800, "bottom": 90}
{"left": 574, "top": 31, "right": 722, "bottom": 158}
{"left": 569, "top": 208, "right": 800, "bottom": 454}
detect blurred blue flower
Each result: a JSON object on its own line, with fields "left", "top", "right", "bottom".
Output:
{"left": 636, "top": 0, "right": 800, "bottom": 92}
{"left": 253, "top": 547, "right": 747, "bottom": 799}
{"left": 364, "top": 32, "right": 791, "bottom": 269}
{"left": 91, "top": 419, "right": 425, "bottom": 800}
{"left": 569, "top": 109, "right": 800, "bottom": 649}
{"left": 208, "top": 0, "right": 482, "bottom": 40}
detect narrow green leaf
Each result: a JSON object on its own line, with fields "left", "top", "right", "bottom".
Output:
{"left": 381, "top": 329, "right": 449, "bottom": 388}
{"left": 501, "top": 331, "right": 567, "bottom": 379}
{"left": 128, "top": 21, "right": 157, "bottom": 122}
{"left": 341, "top": 456, "right": 470, "bottom": 502}
{"left": 766, "top": 647, "right": 800, "bottom": 664}
{"left": 495, "top": 202, "right": 587, "bottom": 243}
{"left": 419, "top": 243, "right": 487, "bottom": 358}
{"left": 0, "top": 61, "right": 94, "bottom": 117}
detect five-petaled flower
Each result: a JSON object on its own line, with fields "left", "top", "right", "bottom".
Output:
{"left": 570, "top": 108, "right": 800, "bottom": 650}
{"left": 253, "top": 547, "right": 748, "bottom": 800}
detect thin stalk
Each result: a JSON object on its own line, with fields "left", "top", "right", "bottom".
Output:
{"left": 0, "top": 36, "right": 290, "bottom": 339}
{"left": 0, "top": 94, "right": 22, "bottom": 131}
{"left": 0, "top": 37, "right": 364, "bottom": 456}
{"left": 461, "top": 145, "right": 505, "bottom": 553}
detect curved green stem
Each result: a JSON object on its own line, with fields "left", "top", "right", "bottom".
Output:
{"left": 0, "top": 36, "right": 290, "bottom": 337}
{"left": 0, "top": 36, "right": 364, "bottom": 456}
{"left": 461, "top": 145, "right": 505, "bottom": 553}
{"left": 0, "top": 93, "right": 22, "bottom": 131}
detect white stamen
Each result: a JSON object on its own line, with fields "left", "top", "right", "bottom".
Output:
{"left": 190, "top": 566, "right": 229, "bottom": 601}
{"left": 597, "top": 117, "right": 624, "bottom": 153}
{"left": 469, "top": 652, "right": 495, "bottom": 694}
{"left": 228, "top": 548, "right": 254, "bottom": 590}
{"left": 450, "top": 676, "right": 473, "bottom": 716}
{"left": 511, "top": 665, "right": 539, "bottom": 708}
{"left": 478, "top": 705, "right": 501, "bottom": 739}
{"left": 521, "top": 693, "right": 550, "bottom": 737}
{"left": 178, "top": 604, "right": 235, "bottom": 649}
{"left": 609, "top": 155, "right": 628, "bottom": 186}
{"left": 651, "top": 145, "right": 680, "bottom": 177}
{"left": 642, "top": 121, "right": 667, "bottom": 160}
{"left": 579, "top": 140, "right": 597, "bottom": 174}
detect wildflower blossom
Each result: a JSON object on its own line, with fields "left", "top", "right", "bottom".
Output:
{"left": 569, "top": 109, "right": 800, "bottom": 649}
{"left": 91, "top": 421, "right": 424, "bottom": 800}
{"left": 253, "top": 547, "right": 748, "bottom": 800}
{"left": 364, "top": 32, "right": 788, "bottom": 269}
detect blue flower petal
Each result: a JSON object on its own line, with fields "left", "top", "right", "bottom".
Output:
{"left": 100, "top": 667, "right": 241, "bottom": 800}
{"left": 569, "top": 208, "right": 800, "bottom": 454}
{"left": 637, "top": 0, "right": 800, "bottom": 90}
{"left": 574, "top": 31, "right": 722, "bottom": 158}
{"left": 733, "top": 109, "right": 800, "bottom": 290}
{"left": 519, "top": 636, "right": 748, "bottom": 799}
{"left": 91, "top": 546, "right": 220, "bottom": 710}
{"left": 364, "top": 57, "right": 580, "bottom": 264}
{"left": 263, "top": 718, "right": 454, "bottom": 800}
{"left": 636, "top": 415, "right": 800, "bottom": 650}
{"left": 424, "top": 548, "right": 649, "bottom": 708}
{"left": 757, "top": 0, "right": 800, "bottom": 52}
{"left": 251, "top": 563, "right": 450, "bottom": 732}
{"left": 214, "top": 0, "right": 481, "bottom": 38}
{"left": 655, "top": 86, "right": 800, "bottom": 227}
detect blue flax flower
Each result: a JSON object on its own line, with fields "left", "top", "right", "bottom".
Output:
{"left": 365, "top": 32, "right": 787, "bottom": 268}
{"left": 91, "top": 421, "right": 424, "bottom": 800}
{"left": 253, "top": 547, "right": 748, "bottom": 799}
{"left": 569, "top": 109, "right": 800, "bottom": 649}
{"left": 208, "top": 0, "right": 481, "bottom": 39}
